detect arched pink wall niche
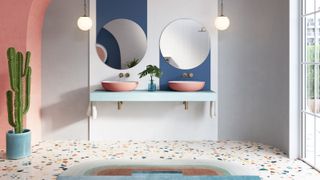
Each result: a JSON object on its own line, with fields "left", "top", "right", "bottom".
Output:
{"left": 0, "top": 0, "right": 51, "bottom": 149}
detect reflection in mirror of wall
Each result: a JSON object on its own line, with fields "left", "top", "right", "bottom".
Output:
{"left": 96, "top": 19, "right": 147, "bottom": 70}
{"left": 160, "top": 19, "right": 210, "bottom": 70}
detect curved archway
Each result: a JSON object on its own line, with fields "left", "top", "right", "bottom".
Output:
{"left": 0, "top": 0, "right": 52, "bottom": 148}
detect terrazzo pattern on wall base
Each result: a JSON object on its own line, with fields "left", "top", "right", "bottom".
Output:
{"left": 0, "top": 140, "right": 319, "bottom": 179}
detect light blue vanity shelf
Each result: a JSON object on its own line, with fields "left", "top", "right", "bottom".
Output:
{"left": 90, "top": 90, "right": 216, "bottom": 102}
{"left": 88, "top": 90, "right": 217, "bottom": 122}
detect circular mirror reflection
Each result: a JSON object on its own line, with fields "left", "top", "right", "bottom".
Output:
{"left": 96, "top": 19, "right": 147, "bottom": 69}
{"left": 160, "top": 19, "right": 210, "bottom": 70}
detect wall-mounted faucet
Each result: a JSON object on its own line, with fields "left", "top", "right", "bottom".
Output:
{"left": 119, "top": 73, "right": 130, "bottom": 78}
{"left": 182, "top": 73, "right": 194, "bottom": 78}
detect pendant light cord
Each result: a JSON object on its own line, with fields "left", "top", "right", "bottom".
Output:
{"left": 84, "top": 0, "right": 87, "bottom": 16}
{"left": 220, "top": 0, "right": 224, "bottom": 16}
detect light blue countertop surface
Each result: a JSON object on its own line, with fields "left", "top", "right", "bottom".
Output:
{"left": 90, "top": 90, "right": 216, "bottom": 102}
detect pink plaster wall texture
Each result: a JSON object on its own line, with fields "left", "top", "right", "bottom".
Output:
{"left": 0, "top": 0, "right": 51, "bottom": 149}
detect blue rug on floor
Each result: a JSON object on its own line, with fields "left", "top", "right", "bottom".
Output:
{"left": 58, "top": 160, "right": 260, "bottom": 180}
{"left": 58, "top": 174, "right": 260, "bottom": 180}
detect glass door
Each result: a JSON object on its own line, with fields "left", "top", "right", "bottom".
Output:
{"left": 301, "top": 0, "right": 320, "bottom": 170}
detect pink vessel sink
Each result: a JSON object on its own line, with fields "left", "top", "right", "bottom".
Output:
{"left": 168, "top": 81, "right": 205, "bottom": 92}
{"left": 101, "top": 81, "right": 138, "bottom": 92}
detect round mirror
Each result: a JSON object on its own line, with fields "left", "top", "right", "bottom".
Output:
{"left": 160, "top": 19, "right": 210, "bottom": 70}
{"left": 96, "top": 19, "right": 147, "bottom": 69}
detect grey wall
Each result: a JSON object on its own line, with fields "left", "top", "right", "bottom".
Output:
{"left": 218, "top": 0, "right": 290, "bottom": 153}
{"left": 42, "top": 0, "right": 88, "bottom": 140}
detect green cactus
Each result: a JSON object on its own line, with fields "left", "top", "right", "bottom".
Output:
{"left": 6, "top": 47, "right": 31, "bottom": 134}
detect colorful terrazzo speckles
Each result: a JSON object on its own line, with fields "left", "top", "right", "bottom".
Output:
{"left": 0, "top": 140, "right": 319, "bottom": 179}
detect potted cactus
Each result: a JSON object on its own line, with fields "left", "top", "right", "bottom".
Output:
{"left": 5, "top": 47, "right": 32, "bottom": 160}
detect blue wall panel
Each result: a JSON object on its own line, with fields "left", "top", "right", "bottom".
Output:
{"left": 160, "top": 54, "right": 211, "bottom": 91}
{"left": 96, "top": 0, "right": 211, "bottom": 91}
{"left": 96, "top": 0, "right": 147, "bottom": 36}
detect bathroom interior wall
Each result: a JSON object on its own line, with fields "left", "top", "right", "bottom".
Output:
{"left": 42, "top": 0, "right": 88, "bottom": 140}
{"left": 89, "top": 0, "right": 218, "bottom": 141}
{"left": 42, "top": 0, "right": 217, "bottom": 141}
{"left": 218, "top": 0, "right": 290, "bottom": 153}
{"left": 42, "top": 0, "right": 291, "bottom": 154}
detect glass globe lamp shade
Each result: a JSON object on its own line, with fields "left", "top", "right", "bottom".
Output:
{"left": 215, "top": 16, "right": 230, "bottom": 31}
{"left": 77, "top": 16, "right": 93, "bottom": 31}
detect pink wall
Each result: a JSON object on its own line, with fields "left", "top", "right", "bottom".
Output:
{"left": 0, "top": 0, "right": 51, "bottom": 149}
{"left": 26, "top": 0, "right": 51, "bottom": 147}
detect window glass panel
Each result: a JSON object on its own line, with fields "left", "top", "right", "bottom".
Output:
{"left": 316, "top": 14, "right": 320, "bottom": 63}
{"left": 303, "top": 65, "right": 306, "bottom": 112}
{"left": 306, "top": 65, "right": 316, "bottom": 113}
{"left": 316, "top": 65, "right": 320, "bottom": 115}
{"left": 306, "top": 113, "right": 315, "bottom": 165}
{"left": 316, "top": 117, "right": 320, "bottom": 167}
{"left": 306, "top": 15, "right": 315, "bottom": 63}
{"left": 316, "top": 0, "right": 320, "bottom": 13}
{"left": 306, "top": 0, "right": 315, "bottom": 14}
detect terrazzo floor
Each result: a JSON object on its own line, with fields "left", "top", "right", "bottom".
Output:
{"left": 0, "top": 140, "right": 319, "bottom": 180}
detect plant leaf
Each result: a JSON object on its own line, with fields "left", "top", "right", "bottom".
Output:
{"left": 138, "top": 64, "right": 162, "bottom": 79}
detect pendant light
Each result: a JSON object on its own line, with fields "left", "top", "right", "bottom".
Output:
{"left": 215, "top": 0, "right": 230, "bottom": 31}
{"left": 77, "top": 0, "right": 93, "bottom": 31}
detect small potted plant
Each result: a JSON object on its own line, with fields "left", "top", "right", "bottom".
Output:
{"left": 5, "top": 47, "right": 32, "bottom": 160}
{"left": 138, "top": 65, "right": 162, "bottom": 91}
{"left": 126, "top": 58, "right": 140, "bottom": 68}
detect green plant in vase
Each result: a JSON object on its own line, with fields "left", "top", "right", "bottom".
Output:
{"left": 138, "top": 65, "right": 162, "bottom": 91}
{"left": 5, "top": 47, "right": 32, "bottom": 160}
